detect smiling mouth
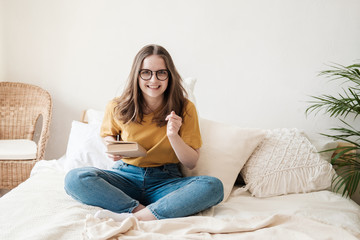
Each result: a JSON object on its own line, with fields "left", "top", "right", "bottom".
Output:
{"left": 147, "top": 85, "right": 161, "bottom": 89}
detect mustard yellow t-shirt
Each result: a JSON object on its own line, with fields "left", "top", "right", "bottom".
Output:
{"left": 100, "top": 99, "right": 202, "bottom": 167}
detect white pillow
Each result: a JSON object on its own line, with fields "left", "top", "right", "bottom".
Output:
{"left": 181, "top": 118, "right": 266, "bottom": 201}
{"left": 59, "top": 121, "right": 113, "bottom": 172}
{"left": 183, "top": 77, "right": 197, "bottom": 105}
{"left": 86, "top": 109, "right": 105, "bottom": 125}
{"left": 241, "top": 128, "right": 335, "bottom": 198}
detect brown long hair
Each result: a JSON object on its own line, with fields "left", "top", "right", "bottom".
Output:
{"left": 114, "top": 44, "right": 188, "bottom": 127}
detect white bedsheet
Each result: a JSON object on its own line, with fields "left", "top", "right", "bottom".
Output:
{"left": 0, "top": 161, "right": 359, "bottom": 240}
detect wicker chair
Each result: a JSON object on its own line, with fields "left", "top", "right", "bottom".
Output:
{"left": 0, "top": 82, "right": 52, "bottom": 189}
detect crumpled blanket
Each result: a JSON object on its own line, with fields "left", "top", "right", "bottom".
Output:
{"left": 1, "top": 168, "right": 359, "bottom": 240}
{"left": 84, "top": 213, "right": 359, "bottom": 240}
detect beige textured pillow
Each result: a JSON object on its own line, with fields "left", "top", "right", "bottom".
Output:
{"left": 181, "top": 118, "right": 266, "bottom": 201}
{"left": 241, "top": 128, "right": 335, "bottom": 197}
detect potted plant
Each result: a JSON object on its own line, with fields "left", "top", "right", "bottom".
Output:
{"left": 306, "top": 62, "right": 360, "bottom": 197}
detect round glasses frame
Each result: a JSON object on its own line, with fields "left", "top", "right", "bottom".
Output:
{"left": 139, "top": 69, "right": 169, "bottom": 81}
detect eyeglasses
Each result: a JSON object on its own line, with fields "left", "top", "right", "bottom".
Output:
{"left": 139, "top": 69, "right": 169, "bottom": 81}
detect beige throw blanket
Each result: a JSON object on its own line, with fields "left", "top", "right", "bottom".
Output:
{"left": 1, "top": 168, "right": 359, "bottom": 240}
{"left": 84, "top": 213, "right": 359, "bottom": 240}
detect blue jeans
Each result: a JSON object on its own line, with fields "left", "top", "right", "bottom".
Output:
{"left": 64, "top": 161, "right": 224, "bottom": 219}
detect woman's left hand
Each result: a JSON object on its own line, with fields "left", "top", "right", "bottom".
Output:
{"left": 165, "top": 111, "right": 198, "bottom": 169}
{"left": 165, "top": 111, "right": 182, "bottom": 137}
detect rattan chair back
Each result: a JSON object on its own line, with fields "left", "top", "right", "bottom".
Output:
{"left": 0, "top": 82, "right": 52, "bottom": 189}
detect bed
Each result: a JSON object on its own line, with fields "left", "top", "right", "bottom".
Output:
{"left": 0, "top": 80, "right": 359, "bottom": 240}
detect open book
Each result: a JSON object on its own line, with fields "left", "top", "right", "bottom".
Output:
{"left": 105, "top": 140, "right": 147, "bottom": 158}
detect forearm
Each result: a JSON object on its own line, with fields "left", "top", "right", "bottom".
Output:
{"left": 168, "top": 134, "right": 199, "bottom": 170}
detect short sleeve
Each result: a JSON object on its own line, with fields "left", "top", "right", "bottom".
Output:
{"left": 179, "top": 100, "right": 202, "bottom": 149}
{"left": 100, "top": 100, "right": 122, "bottom": 138}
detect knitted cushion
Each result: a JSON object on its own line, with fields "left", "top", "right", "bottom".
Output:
{"left": 241, "top": 128, "right": 335, "bottom": 197}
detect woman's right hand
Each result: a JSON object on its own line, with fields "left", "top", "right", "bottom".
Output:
{"left": 103, "top": 136, "right": 123, "bottom": 161}
{"left": 106, "top": 153, "right": 123, "bottom": 161}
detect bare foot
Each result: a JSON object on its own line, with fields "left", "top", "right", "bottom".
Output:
{"left": 132, "top": 204, "right": 146, "bottom": 213}
{"left": 133, "top": 207, "right": 157, "bottom": 221}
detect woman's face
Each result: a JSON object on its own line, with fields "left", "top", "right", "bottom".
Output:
{"left": 138, "top": 55, "right": 169, "bottom": 104}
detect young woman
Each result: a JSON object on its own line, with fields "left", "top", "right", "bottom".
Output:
{"left": 64, "top": 44, "right": 224, "bottom": 221}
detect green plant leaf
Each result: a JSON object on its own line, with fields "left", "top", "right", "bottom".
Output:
{"left": 307, "top": 61, "right": 360, "bottom": 197}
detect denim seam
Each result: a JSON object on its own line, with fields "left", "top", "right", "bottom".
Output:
{"left": 147, "top": 205, "right": 161, "bottom": 220}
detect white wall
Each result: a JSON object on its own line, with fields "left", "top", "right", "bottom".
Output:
{"left": 1, "top": 0, "right": 360, "bottom": 160}
{"left": 0, "top": 0, "right": 4, "bottom": 80}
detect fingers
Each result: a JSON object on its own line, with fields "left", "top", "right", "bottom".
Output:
{"left": 165, "top": 111, "right": 181, "bottom": 122}
{"left": 166, "top": 111, "right": 182, "bottom": 137}
{"left": 168, "top": 118, "right": 182, "bottom": 129}
{"left": 165, "top": 111, "right": 172, "bottom": 121}
{"left": 166, "top": 111, "right": 182, "bottom": 128}
{"left": 107, "top": 153, "right": 123, "bottom": 161}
